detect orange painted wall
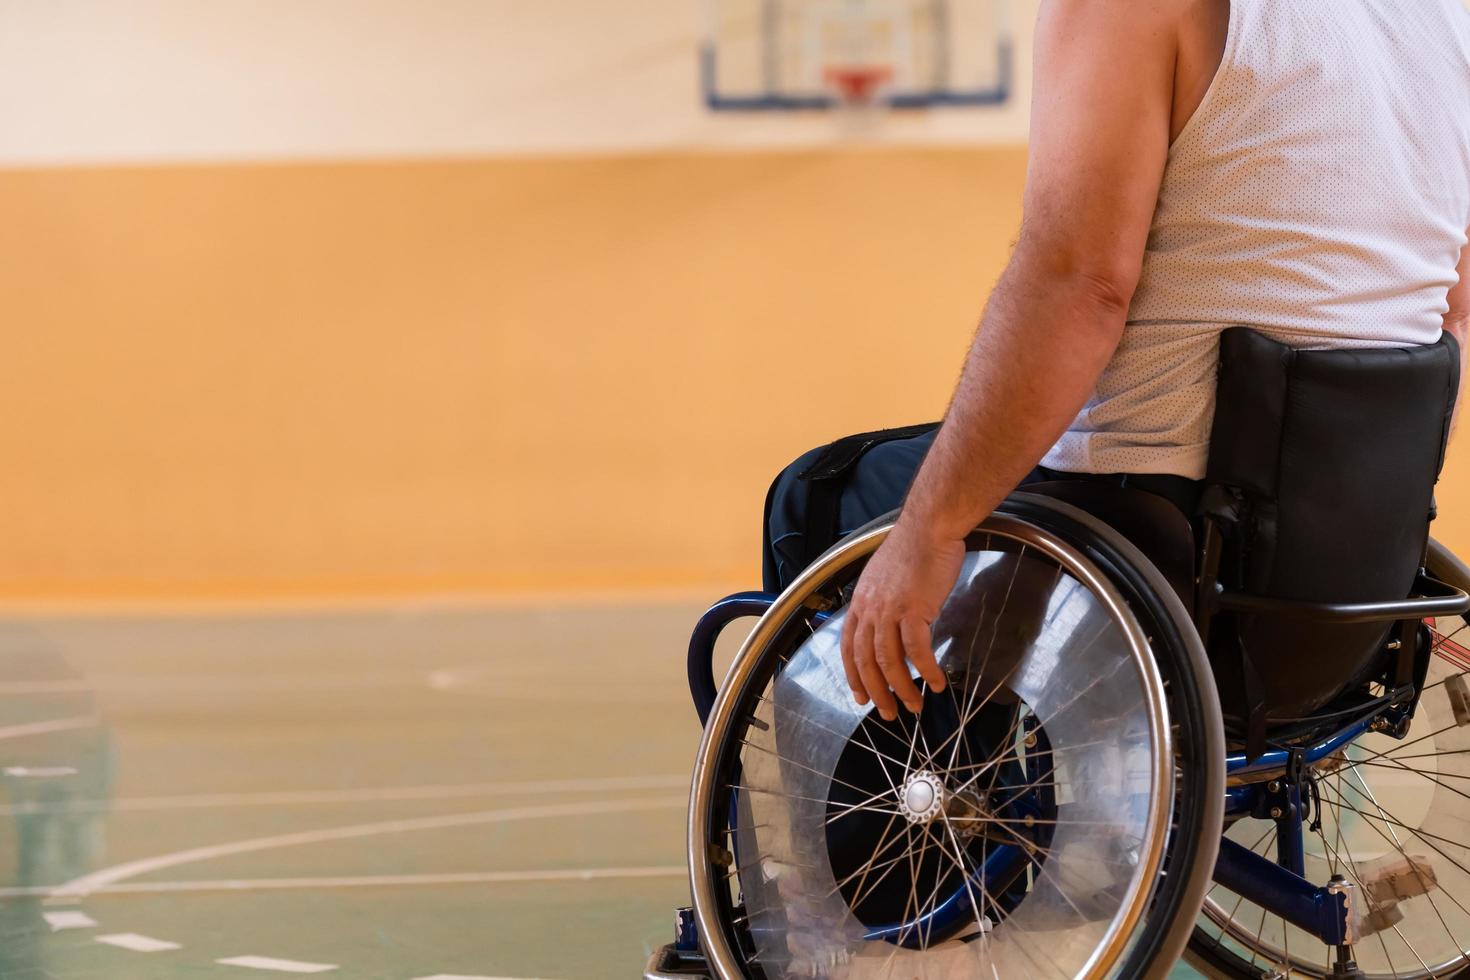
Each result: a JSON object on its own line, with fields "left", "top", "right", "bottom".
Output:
{"left": 0, "top": 149, "right": 1028, "bottom": 600}
{"left": 5, "top": 148, "right": 1469, "bottom": 602}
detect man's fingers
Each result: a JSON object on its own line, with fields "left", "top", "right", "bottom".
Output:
{"left": 854, "top": 622, "right": 899, "bottom": 721}
{"left": 900, "top": 616, "right": 946, "bottom": 694}
{"left": 839, "top": 611, "right": 869, "bottom": 705}
{"left": 874, "top": 621, "right": 923, "bottom": 714}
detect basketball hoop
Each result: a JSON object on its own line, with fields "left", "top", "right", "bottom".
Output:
{"left": 823, "top": 64, "right": 894, "bottom": 105}
{"left": 703, "top": 1, "right": 1014, "bottom": 114}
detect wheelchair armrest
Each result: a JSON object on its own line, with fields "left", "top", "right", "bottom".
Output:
{"left": 687, "top": 592, "right": 777, "bottom": 726}
{"left": 1211, "top": 572, "right": 1470, "bottom": 624}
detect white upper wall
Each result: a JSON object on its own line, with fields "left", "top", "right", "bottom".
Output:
{"left": 0, "top": 0, "right": 1037, "bottom": 167}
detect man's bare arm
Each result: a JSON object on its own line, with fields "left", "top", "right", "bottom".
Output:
{"left": 902, "top": 2, "right": 1180, "bottom": 542}
{"left": 840, "top": 0, "right": 1187, "bottom": 719}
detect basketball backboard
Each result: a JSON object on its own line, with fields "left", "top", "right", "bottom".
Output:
{"left": 702, "top": 0, "right": 1013, "bottom": 111}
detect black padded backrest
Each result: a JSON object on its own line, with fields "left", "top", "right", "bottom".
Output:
{"left": 1205, "top": 328, "right": 1459, "bottom": 720}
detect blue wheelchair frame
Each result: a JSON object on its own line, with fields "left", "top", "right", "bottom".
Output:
{"left": 684, "top": 583, "right": 1459, "bottom": 954}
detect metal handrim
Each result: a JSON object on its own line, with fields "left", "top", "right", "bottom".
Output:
{"left": 686, "top": 513, "right": 1176, "bottom": 979}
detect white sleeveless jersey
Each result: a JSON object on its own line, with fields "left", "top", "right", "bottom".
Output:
{"left": 1042, "top": 0, "right": 1470, "bottom": 479}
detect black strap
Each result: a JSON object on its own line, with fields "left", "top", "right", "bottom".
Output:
{"left": 1393, "top": 617, "right": 1418, "bottom": 698}
{"left": 796, "top": 422, "right": 939, "bottom": 568}
{"left": 1197, "top": 487, "right": 1275, "bottom": 757}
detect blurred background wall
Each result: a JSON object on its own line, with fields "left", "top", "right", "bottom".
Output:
{"left": 1, "top": 0, "right": 1467, "bottom": 604}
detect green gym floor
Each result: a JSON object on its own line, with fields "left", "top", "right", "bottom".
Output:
{"left": 0, "top": 605, "right": 1202, "bottom": 979}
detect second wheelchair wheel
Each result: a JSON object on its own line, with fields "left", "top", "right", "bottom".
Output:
{"left": 688, "top": 494, "right": 1224, "bottom": 979}
{"left": 1187, "top": 539, "right": 1470, "bottom": 979}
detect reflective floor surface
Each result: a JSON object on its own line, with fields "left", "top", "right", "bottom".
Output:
{"left": 0, "top": 602, "right": 1203, "bottom": 979}
{"left": 0, "top": 604, "right": 706, "bottom": 979}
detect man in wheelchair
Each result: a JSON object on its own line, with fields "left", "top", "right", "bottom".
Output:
{"left": 656, "top": 2, "right": 1470, "bottom": 978}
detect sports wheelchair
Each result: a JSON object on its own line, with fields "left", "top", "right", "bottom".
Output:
{"left": 649, "top": 329, "right": 1470, "bottom": 979}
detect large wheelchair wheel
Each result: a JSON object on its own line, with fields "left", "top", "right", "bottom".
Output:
{"left": 1187, "top": 540, "right": 1470, "bottom": 979}
{"left": 688, "top": 494, "right": 1225, "bottom": 979}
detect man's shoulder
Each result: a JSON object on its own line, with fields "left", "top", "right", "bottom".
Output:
{"left": 1037, "top": 0, "right": 1203, "bottom": 55}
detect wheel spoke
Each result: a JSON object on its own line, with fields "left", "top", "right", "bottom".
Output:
{"left": 1378, "top": 722, "right": 1462, "bottom": 760}
{"left": 1313, "top": 823, "right": 1406, "bottom": 978}
{"left": 736, "top": 736, "right": 895, "bottom": 801}
{"left": 1317, "top": 781, "right": 1470, "bottom": 973}
{"left": 755, "top": 691, "right": 913, "bottom": 772}
{"left": 829, "top": 806, "right": 910, "bottom": 897}
{"left": 1323, "top": 779, "right": 1470, "bottom": 925}
{"left": 1345, "top": 762, "right": 1470, "bottom": 961}
{"left": 823, "top": 784, "right": 909, "bottom": 825}
{"left": 925, "top": 814, "right": 1067, "bottom": 976}
{"left": 928, "top": 811, "right": 998, "bottom": 956}
{"left": 842, "top": 827, "right": 919, "bottom": 909}
{"left": 729, "top": 782, "right": 860, "bottom": 808}
{"left": 1247, "top": 902, "right": 1268, "bottom": 970}
{"left": 939, "top": 551, "right": 1037, "bottom": 773}
{"left": 1329, "top": 779, "right": 1470, "bottom": 855}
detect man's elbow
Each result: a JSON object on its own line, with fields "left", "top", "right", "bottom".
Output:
{"left": 1444, "top": 308, "right": 1469, "bottom": 356}
{"left": 1039, "top": 266, "right": 1137, "bottom": 343}
{"left": 1067, "top": 269, "right": 1137, "bottom": 321}
{"left": 1010, "top": 241, "right": 1138, "bottom": 321}
{"left": 1447, "top": 308, "right": 1469, "bottom": 337}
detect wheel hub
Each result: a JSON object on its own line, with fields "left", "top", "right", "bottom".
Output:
{"left": 898, "top": 769, "right": 945, "bottom": 825}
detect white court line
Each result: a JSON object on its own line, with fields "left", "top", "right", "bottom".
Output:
{"left": 0, "top": 716, "right": 98, "bottom": 741}
{"left": 0, "top": 773, "right": 686, "bottom": 816}
{"left": 413, "top": 975, "right": 561, "bottom": 980}
{"left": 95, "top": 932, "right": 181, "bottom": 952}
{"left": 48, "top": 796, "right": 685, "bottom": 900}
{"left": 1, "top": 866, "right": 684, "bottom": 898}
{"left": 42, "top": 909, "right": 97, "bottom": 931}
{"left": 4, "top": 766, "right": 80, "bottom": 778}
{"left": 217, "top": 955, "right": 337, "bottom": 973}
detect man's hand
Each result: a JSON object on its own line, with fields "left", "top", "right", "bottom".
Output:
{"left": 839, "top": 519, "right": 962, "bottom": 720}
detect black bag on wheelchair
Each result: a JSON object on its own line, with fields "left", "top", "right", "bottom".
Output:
{"left": 1198, "top": 327, "right": 1459, "bottom": 741}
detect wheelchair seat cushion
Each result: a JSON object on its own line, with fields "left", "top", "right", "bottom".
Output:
{"left": 1023, "top": 479, "right": 1197, "bottom": 611}
{"left": 1205, "top": 327, "right": 1459, "bottom": 723}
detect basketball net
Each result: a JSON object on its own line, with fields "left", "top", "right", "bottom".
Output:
{"left": 823, "top": 64, "right": 894, "bottom": 132}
